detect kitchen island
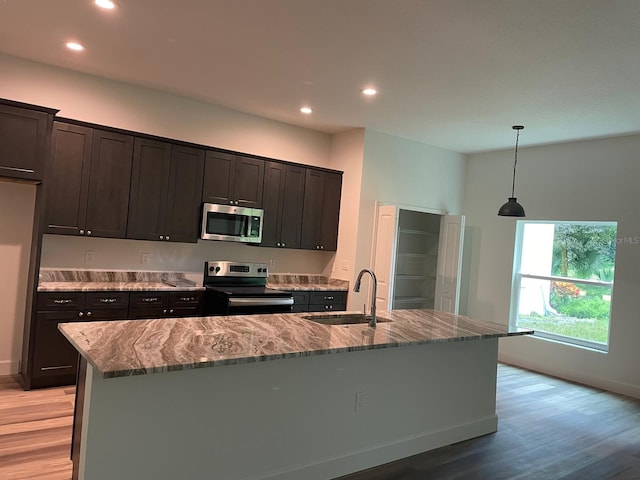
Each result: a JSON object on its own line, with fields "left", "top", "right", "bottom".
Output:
{"left": 60, "top": 309, "right": 531, "bottom": 480}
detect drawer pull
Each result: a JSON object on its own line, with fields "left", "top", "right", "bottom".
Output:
{"left": 53, "top": 299, "right": 73, "bottom": 304}
{"left": 99, "top": 298, "right": 117, "bottom": 303}
{"left": 324, "top": 296, "right": 334, "bottom": 300}
{"left": 41, "top": 365, "right": 73, "bottom": 371}
{"left": 179, "top": 297, "right": 195, "bottom": 302}
{"left": 142, "top": 297, "right": 159, "bottom": 303}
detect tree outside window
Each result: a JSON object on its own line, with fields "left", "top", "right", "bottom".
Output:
{"left": 512, "top": 221, "right": 616, "bottom": 351}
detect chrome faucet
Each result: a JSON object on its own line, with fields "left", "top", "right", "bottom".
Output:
{"left": 354, "top": 269, "right": 377, "bottom": 327}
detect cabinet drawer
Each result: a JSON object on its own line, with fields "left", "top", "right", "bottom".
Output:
{"left": 85, "top": 291, "right": 129, "bottom": 309}
{"left": 129, "top": 306, "right": 197, "bottom": 320}
{"left": 38, "top": 292, "right": 84, "bottom": 310}
{"left": 169, "top": 291, "right": 203, "bottom": 307}
{"left": 32, "top": 311, "right": 82, "bottom": 378}
{"left": 308, "top": 291, "right": 347, "bottom": 305}
{"left": 308, "top": 303, "right": 346, "bottom": 312}
{"left": 129, "top": 292, "right": 169, "bottom": 308}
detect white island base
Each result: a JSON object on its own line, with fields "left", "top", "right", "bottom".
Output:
{"left": 76, "top": 338, "right": 500, "bottom": 480}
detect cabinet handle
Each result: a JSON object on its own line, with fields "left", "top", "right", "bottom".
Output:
{"left": 41, "top": 365, "right": 73, "bottom": 371}
{"left": 79, "top": 229, "right": 84, "bottom": 235}
{"left": 78, "top": 312, "right": 84, "bottom": 317}
{"left": 99, "top": 298, "right": 117, "bottom": 303}
{"left": 53, "top": 299, "right": 73, "bottom": 304}
{"left": 142, "top": 297, "right": 159, "bottom": 303}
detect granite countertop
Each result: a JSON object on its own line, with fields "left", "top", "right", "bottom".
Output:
{"left": 59, "top": 309, "right": 533, "bottom": 379}
{"left": 38, "top": 269, "right": 203, "bottom": 292}
{"left": 37, "top": 270, "right": 345, "bottom": 292}
{"left": 267, "top": 274, "right": 349, "bottom": 291}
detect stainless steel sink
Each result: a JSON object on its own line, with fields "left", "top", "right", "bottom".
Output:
{"left": 302, "top": 313, "right": 392, "bottom": 325}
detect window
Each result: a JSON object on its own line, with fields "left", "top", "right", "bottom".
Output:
{"left": 511, "top": 221, "right": 617, "bottom": 351}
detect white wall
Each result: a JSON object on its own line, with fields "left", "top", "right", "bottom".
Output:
{"left": 464, "top": 133, "right": 640, "bottom": 398}
{"left": 0, "top": 181, "right": 36, "bottom": 375}
{"left": 351, "top": 130, "right": 466, "bottom": 309}
{"left": 327, "top": 129, "right": 365, "bottom": 283}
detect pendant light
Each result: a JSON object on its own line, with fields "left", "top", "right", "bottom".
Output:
{"left": 498, "top": 125, "right": 526, "bottom": 217}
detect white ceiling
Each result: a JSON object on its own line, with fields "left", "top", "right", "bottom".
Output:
{"left": 1, "top": 0, "right": 640, "bottom": 153}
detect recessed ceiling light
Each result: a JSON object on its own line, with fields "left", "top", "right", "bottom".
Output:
{"left": 65, "top": 42, "right": 85, "bottom": 51}
{"left": 362, "top": 88, "right": 377, "bottom": 96}
{"left": 300, "top": 106, "right": 313, "bottom": 114}
{"left": 95, "top": 0, "right": 117, "bottom": 9}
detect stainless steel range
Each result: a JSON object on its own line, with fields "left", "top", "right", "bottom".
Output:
{"left": 203, "top": 261, "right": 294, "bottom": 315}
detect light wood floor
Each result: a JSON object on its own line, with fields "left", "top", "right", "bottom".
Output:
{"left": 1, "top": 364, "right": 639, "bottom": 480}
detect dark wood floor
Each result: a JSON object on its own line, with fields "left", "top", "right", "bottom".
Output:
{"left": 339, "top": 363, "right": 640, "bottom": 480}
{"left": 1, "top": 364, "right": 639, "bottom": 480}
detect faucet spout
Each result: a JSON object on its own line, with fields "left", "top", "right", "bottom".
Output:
{"left": 353, "top": 269, "right": 378, "bottom": 327}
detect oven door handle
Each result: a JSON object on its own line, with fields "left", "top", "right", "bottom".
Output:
{"left": 227, "top": 297, "right": 294, "bottom": 307}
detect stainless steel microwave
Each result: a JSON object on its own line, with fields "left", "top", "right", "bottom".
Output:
{"left": 201, "top": 203, "right": 264, "bottom": 243}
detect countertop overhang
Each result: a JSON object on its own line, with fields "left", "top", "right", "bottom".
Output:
{"left": 58, "top": 310, "right": 533, "bottom": 379}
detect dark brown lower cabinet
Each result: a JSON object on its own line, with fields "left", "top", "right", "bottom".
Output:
{"left": 289, "top": 290, "right": 347, "bottom": 313}
{"left": 24, "top": 290, "right": 203, "bottom": 389}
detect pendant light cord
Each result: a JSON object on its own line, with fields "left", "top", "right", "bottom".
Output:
{"left": 511, "top": 128, "right": 520, "bottom": 197}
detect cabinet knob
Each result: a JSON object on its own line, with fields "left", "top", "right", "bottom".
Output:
{"left": 169, "top": 309, "right": 174, "bottom": 314}
{"left": 87, "top": 230, "right": 92, "bottom": 235}
{"left": 160, "top": 235, "right": 164, "bottom": 240}
{"left": 86, "top": 311, "right": 92, "bottom": 317}
{"left": 79, "top": 230, "right": 84, "bottom": 235}
{"left": 282, "top": 243, "right": 285, "bottom": 247}
{"left": 277, "top": 242, "right": 281, "bottom": 247}
{"left": 78, "top": 312, "right": 84, "bottom": 317}
{"left": 163, "top": 309, "right": 167, "bottom": 314}
{"left": 166, "top": 235, "right": 170, "bottom": 241}
{"left": 320, "top": 245, "right": 324, "bottom": 250}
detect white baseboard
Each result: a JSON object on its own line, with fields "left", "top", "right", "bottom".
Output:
{"left": 261, "top": 415, "right": 498, "bottom": 480}
{"left": 499, "top": 353, "right": 640, "bottom": 399}
{"left": 0, "top": 359, "right": 19, "bottom": 376}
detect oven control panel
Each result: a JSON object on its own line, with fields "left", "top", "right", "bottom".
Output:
{"left": 205, "top": 261, "right": 269, "bottom": 278}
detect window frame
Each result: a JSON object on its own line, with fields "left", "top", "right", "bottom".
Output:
{"left": 510, "top": 220, "right": 616, "bottom": 352}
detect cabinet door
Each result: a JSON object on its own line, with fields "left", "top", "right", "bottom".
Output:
{"left": 261, "top": 161, "right": 286, "bottom": 248}
{"left": 300, "top": 169, "right": 325, "bottom": 250}
{"left": 126, "top": 138, "right": 172, "bottom": 241}
{"left": 0, "top": 102, "right": 53, "bottom": 181}
{"left": 234, "top": 155, "right": 264, "bottom": 208}
{"left": 32, "top": 311, "right": 81, "bottom": 378}
{"left": 279, "top": 164, "right": 305, "bottom": 248}
{"left": 85, "top": 130, "right": 134, "bottom": 238}
{"left": 319, "top": 171, "right": 342, "bottom": 252}
{"left": 165, "top": 145, "right": 205, "bottom": 243}
{"left": 202, "top": 151, "right": 235, "bottom": 204}
{"left": 45, "top": 123, "right": 92, "bottom": 235}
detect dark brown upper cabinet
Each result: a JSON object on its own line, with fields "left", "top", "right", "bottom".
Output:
{"left": 44, "top": 122, "right": 134, "bottom": 238}
{"left": 202, "top": 151, "right": 264, "bottom": 208}
{"left": 300, "top": 169, "right": 343, "bottom": 252}
{"left": 261, "top": 161, "right": 305, "bottom": 249}
{"left": 127, "top": 140, "right": 204, "bottom": 243}
{"left": 0, "top": 99, "right": 57, "bottom": 182}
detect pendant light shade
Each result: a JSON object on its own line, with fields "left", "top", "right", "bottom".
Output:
{"left": 498, "top": 125, "right": 526, "bottom": 217}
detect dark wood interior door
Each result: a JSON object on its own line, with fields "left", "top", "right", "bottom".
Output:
{"left": 84, "top": 130, "right": 134, "bottom": 238}
{"left": 126, "top": 138, "right": 172, "bottom": 241}
{"left": 44, "top": 122, "right": 93, "bottom": 235}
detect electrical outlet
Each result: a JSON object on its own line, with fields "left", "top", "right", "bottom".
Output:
{"left": 141, "top": 252, "right": 151, "bottom": 265}
{"left": 85, "top": 250, "right": 95, "bottom": 265}
{"left": 354, "top": 391, "right": 366, "bottom": 412}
